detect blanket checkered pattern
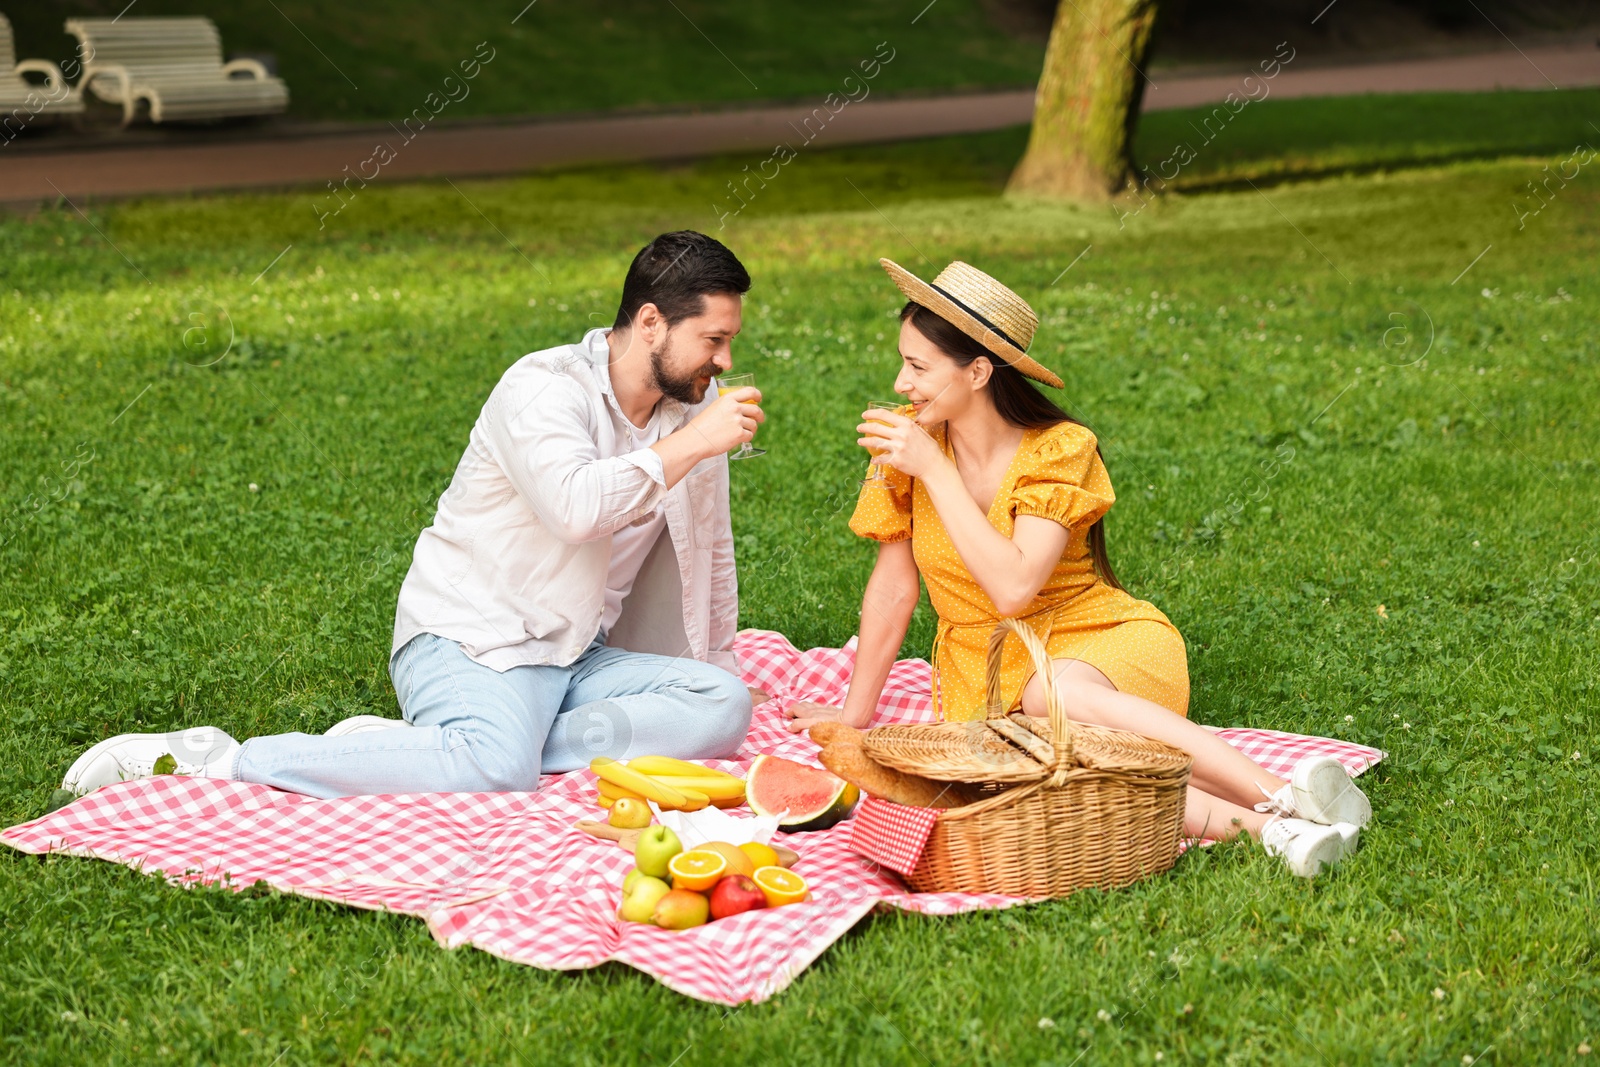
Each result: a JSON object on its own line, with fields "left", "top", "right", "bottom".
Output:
{"left": 3, "top": 630, "right": 1385, "bottom": 1005}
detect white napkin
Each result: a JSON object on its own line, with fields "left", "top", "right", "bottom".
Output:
{"left": 650, "top": 802, "right": 786, "bottom": 848}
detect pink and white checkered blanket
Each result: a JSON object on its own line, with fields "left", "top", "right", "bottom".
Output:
{"left": 3, "top": 630, "right": 1385, "bottom": 1005}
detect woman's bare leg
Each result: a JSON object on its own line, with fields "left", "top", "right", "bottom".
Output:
{"left": 1184, "top": 785, "right": 1272, "bottom": 841}
{"left": 1019, "top": 658, "right": 1287, "bottom": 810}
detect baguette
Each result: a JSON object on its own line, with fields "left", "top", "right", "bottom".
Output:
{"left": 807, "top": 721, "right": 866, "bottom": 747}
{"left": 819, "top": 741, "right": 971, "bottom": 809}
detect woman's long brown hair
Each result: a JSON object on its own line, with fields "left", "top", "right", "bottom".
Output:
{"left": 901, "top": 302, "right": 1125, "bottom": 592}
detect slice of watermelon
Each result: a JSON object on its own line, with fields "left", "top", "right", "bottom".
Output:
{"left": 745, "top": 754, "right": 860, "bottom": 832}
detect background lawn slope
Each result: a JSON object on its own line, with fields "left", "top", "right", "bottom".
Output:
{"left": 9, "top": 0, "right": 1043, "bottom": 122}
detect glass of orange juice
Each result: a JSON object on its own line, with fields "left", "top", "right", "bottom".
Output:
{"left": 717, "top": 372, "right": 765, "bottom": 459}
{"left": 861, "top": 400, "right": 904, "bottom": 483}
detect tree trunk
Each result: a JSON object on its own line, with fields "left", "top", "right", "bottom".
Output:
{"left": 1008, "top": 0, "right": 1161, "bottom": 202}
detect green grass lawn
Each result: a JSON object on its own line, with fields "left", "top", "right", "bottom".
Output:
{"left": 885, "top": 87, "right": 1600, "bottom": 197}
{"left": 1138, "top": 87, "right": 1600, "bottom": 190}
{"left": 2, "top": 89, "right": 1598, "bottom": 1064}
{"left": 10, "top": 0, "right": 1042, "bottom": 122}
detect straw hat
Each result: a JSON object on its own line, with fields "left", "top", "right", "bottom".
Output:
{"left": 881, "top": 258, "right": 1062, "bottom": 389}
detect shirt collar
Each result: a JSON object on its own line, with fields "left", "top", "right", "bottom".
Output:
{"left": 584, "top": 327, "right": 688, "bottom": 428}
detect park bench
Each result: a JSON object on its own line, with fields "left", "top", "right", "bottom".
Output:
{"left": 64, "top": 16, "right": 288, "bottom": 125}
{"left": 1, "top": 13, "right": 84, "bottom": 134}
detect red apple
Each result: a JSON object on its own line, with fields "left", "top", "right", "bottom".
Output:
{"left": 708, "top": 875, "right": 767, "bottom": 920}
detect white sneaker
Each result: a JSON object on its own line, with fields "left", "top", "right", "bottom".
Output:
{"left": 1254, "top": 755, "right": 1372, "bottom": 828}
{"left": 1260, "top": 816, "right": 1358, "bottom": 877}
{"left": 61, "top": 727, "right": 240, "bottom": 796}
{"left": 324, "top": 714, "right": 410, "bottom": 737}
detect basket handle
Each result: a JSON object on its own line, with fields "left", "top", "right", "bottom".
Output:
{"left": 983, "top": 617, "right": 1074, "bottom": 771}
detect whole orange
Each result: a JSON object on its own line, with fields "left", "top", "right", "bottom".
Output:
{"left": 738, "top": 841, "right": 780, "bottom": 870}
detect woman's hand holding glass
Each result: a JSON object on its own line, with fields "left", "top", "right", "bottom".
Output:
{"left": 857, "top": 406, "right": 945, "bottom": 480}
{"left": 861, "top": 400, "right": 902, "bottom": 484}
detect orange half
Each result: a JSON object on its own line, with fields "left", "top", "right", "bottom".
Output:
{"left": 667, "top": 849, "right": 727, "bottom": 892}
{"left": 753, "top": 865, "right": 809, "bottom": 907}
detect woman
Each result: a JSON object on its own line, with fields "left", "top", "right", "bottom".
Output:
{"left": 786, "top": 259, "right": 1371, "bottom": 878}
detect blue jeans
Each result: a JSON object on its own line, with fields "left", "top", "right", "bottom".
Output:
{"left": 234, "top": 633, "right": 752, "bottom": 799}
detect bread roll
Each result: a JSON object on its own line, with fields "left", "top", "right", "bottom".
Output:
{"left": 807, "top": 721, "right": 865, "bottom": 747}
{"left": 819, "top": 742, "right": 970, "bottom": 809}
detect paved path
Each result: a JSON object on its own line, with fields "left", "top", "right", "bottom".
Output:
{"left": 3, "top": 43, "right": 1596, "bottom": 205}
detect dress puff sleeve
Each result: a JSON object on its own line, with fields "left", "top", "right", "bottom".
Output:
{"left": 848, "top": 461, "right": 913, "bottom": 543}
{"left": 1009, "top": 422, "right": 1116, "bottom": 530}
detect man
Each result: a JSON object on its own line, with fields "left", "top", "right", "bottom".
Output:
{"left": 62, "top": 231, "right": 764, "bottom": 799}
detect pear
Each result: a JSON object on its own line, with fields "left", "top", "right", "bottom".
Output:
{"left": 651, "top": 888, "right": 710, "bottom": 930}
{"left": 608, "top": 797, "right": 652, "bottom": 829}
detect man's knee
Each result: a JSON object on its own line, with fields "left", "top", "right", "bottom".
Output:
{"left": 454, "top": 735, "right": 544, "bottom": 793}
{"left": 694, "top": 666, "right": 753, "bottom": 755}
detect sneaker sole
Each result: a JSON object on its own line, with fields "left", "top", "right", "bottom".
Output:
{"left": 1334, "top": 823, "right": 1360, "bottom": 858}
{"left": 1295, "top": 827, "right": 1352, "bottom": 877}
{"left": 324, "top": 716, "right": 411, "bottom": 737}
{"left": 60, "top": 727, "right": 235, "bottom": 794}
{"left": 1292, "top": 757, "right": 1372, "bottom": 828}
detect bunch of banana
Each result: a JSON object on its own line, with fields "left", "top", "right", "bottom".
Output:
{"left": 589, "top": 756, "right": 746, "bottom": 812}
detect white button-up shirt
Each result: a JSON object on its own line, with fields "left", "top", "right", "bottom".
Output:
{"left": 393, "top": 328, "right": 739, "bottom": 674}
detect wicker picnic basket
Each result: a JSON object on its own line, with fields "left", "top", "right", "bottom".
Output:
{"left": 864, "top": 618, "right": 1193, "bottom": 898}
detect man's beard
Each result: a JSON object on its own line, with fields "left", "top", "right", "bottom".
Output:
{"left": 649, "top": 335, "right": 719, "bottom": 405}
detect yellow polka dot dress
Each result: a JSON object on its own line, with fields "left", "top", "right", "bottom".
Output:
{"left": 848, "top": 421, "right": 1190, "bottom": 721}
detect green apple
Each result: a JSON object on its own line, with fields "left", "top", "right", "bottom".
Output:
{"left": 617, "top": 874, "right": 671, "bottom": 924}
{"left": 633, "top": 825, "right": 682, "bottom": 879}
{"left": 621, "top": 867, "right": 645, "bottom": 896}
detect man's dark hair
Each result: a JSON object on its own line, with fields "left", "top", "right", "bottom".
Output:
{"left": 613, "top": 231, "right": 751, "bottom": 331}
